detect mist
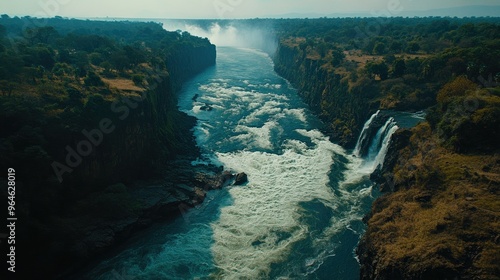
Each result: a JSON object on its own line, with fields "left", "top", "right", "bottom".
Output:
{"left": 161, "top": 20, "right": 278, "bottom": 55}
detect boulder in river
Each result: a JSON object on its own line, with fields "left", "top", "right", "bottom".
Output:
{"left": 194, "top": 170, "right": 234, "bottom": 190}
{"left": 200, "top": 103, "right": 213, "bottom": 111}
{"left": 234, "top": 172, "right": 248, "bottom": 185}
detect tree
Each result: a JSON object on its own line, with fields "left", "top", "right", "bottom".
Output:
{"left": 330, "top": 47, "right": 345, "bottom": 66}
{"left": 299, "top": 41, "right": 308, "bottom": 52}
{"left": 446, "top": 57, "right": 467, "bottom": 76}
{"left": 132, "top": 74, "right": 144, "bottom": 86}
{"left": 84, "top": 71, "right": 104, "bottom": 87}
{"left": 407, "top": 42, "right": 420, "bottom": 53}
{"left": 71, "top": 51, "right": 89, "bottom": 70}
{"left": 0, "top": 24, "right": 6, "bottom": 38}
{"left": 0, "top": 52, "right": 23, "bottom": 80}
{"left": 123, "top": 46, "right": 145, "bottom": 65}
{"left": 317, "top": 42, "right": 328, "bottom": 58}
{"left": 89, "top": 52, "right": 104, "bottom": 65}
{"left": 36, "top": 47, "right": 55, "bottom": 69}
{"left": 109, "top": 50, "right": 130, "bottom": 71}
{"left": 377, "top": 63, "right": 389, "bottom": 80}
{"left": 373, "top": 42, "right": 387, "bottom": 55}
{"left": 0, "top": 80, "right": 15, "bottom": 96}
{"left": 392, "top": 59, "right": 406, "bottom": 78}
{"left": 390, "top": 41, "right": 403, "bottom": 53}
{"left": 24, "top": 26, "right": 59, "bottom": 44}
{"left": 436, "top": 76, "right": 477, "bottom": 104}
{"left": 384, "top": 54, "right": 396, "bottom": 64}
{"left": 366, "top": 61, "right": 389, "bottom": 80}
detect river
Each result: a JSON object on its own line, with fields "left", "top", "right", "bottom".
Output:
{"left": 84, "top": 47, "right": 418, "bottom": 280}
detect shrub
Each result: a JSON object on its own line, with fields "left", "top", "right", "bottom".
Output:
{"left": 436, "top": 76, "right": 477, "bottom": 104}
{"left": 84, "top": 71, "right": 104, "bottom": 87}
{"left": 132, "top": 74, "right": 145, "bottom": 86}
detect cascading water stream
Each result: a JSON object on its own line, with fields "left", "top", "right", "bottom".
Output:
{"left": 353, "top": 110, "right": 380, "bottom": 157}
{"left": 372, "top": 122, "right": 399, "bottom": 169}
{"left": 366, "top": 117, "right": 394, "bottom": 160}
{"left": 355, "top": 113, "right": 400, "bottom": 172}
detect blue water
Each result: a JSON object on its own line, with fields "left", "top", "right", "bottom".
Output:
{"left": 84, "top": 47, "right": 403, "bottom": 280}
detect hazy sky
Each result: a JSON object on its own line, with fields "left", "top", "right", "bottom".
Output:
{"left": 1, "top": 0, "right": 500, "bottom": 19}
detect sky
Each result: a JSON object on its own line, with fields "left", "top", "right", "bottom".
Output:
{"left": 1, "top": 0, "right": 500, "bottom": 19}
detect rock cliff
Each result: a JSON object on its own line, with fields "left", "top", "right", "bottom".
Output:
{"left": 273, "top": 42, "right": 376, "bottom": 147}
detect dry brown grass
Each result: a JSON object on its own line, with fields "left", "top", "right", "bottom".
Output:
{"left": 344, "top": 50, "right": 431, "bottom": 70}
{"left": 281, "top": 37, "right": 306, "bottom": 48}
{"left": 365, "top": 121, "right": 500, "bottom": 278}
{"left": 344, "top": 50, "right": 384, "bottom": 69}
{"left": 102, "top": 78, "right": 144, "bottom": 92}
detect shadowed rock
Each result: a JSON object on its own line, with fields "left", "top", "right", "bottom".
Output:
{"left": 234, "top": 172, "right": 248, "bottom": 185}
{"left": 200, "top": 103, "right": 213, "bottom": 111}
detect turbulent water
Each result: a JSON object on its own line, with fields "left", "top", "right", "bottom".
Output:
{"left": 85, "top": 47, "right": 421, "bottom": 280}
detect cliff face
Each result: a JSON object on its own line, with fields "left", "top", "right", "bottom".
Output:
{"left": 358, "top": 87, "right": 500, "bottom": 279}
{"left": 273, "top": 42, "right": 375, "bottom": 147}
{"left": 14, "top": 37, "right": 218, "bottom": 279}
{"left": 49, "top": 43, "right": 216, "bottom": 190}
{"left": 166, "top": 43, "right": 217, "bottom": 86}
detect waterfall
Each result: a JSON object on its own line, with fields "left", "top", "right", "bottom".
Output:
{"left": 372, "top": 120, "right": 398, "bottom": 170}
{"left": 367, "top": 117, "right": 395, "bottom": 162}
{"left": 354, "top": 112, "right": 399, "bottom": 172}
{"left": 354, "top": 110, "right": 380, "bottom": 157}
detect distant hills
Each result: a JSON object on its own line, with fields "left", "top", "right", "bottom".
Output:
{"left": 268, "top": 5, "right": 500, "bottom": 18}
{"left": 399, "top": 5, "right": 500, "bottom": 17}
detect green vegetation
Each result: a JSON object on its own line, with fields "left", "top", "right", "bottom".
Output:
{"left": 272, "top": 17, "right": 500, "bottom": 146}
{"left": 0, "top": 16, "right": 215, "bottom": 278}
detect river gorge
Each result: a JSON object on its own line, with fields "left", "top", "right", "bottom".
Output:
{"left": 83, "top": 46, "right": 422, "bottom": 280}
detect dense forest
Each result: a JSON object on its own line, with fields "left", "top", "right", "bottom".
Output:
{"left": 270, "top": 17, "right": 500, "bottom": 146}
{"left": 268, "top": 17, "right": 500, "bottom": 279}
{"left": 0, "top": 16, "right": 215, "bottom": 278}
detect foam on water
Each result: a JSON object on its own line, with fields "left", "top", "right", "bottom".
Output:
{"left": 231, "top": 121, "right": 281, "bottom": 150}
{"left": 85, "top": 47, "right": 378, "bottom": 280}
{"left": 212, "top": 130, "right": 339, "bottom": 279}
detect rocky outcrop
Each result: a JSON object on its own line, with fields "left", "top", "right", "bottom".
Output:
{"left": 273, "top": 42, "right": 377, "bottom": 147}
{"left": 194, "top": 170, "right": 234, "bottom": 190}
{"left": 369, "top": 128, "right": 412, "bottom": 192}
{"left": 234, "top": 172, "right": 248, "bottom": 185}
{"left": 57, "top": 162, "right": 239, "bottom": 278}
